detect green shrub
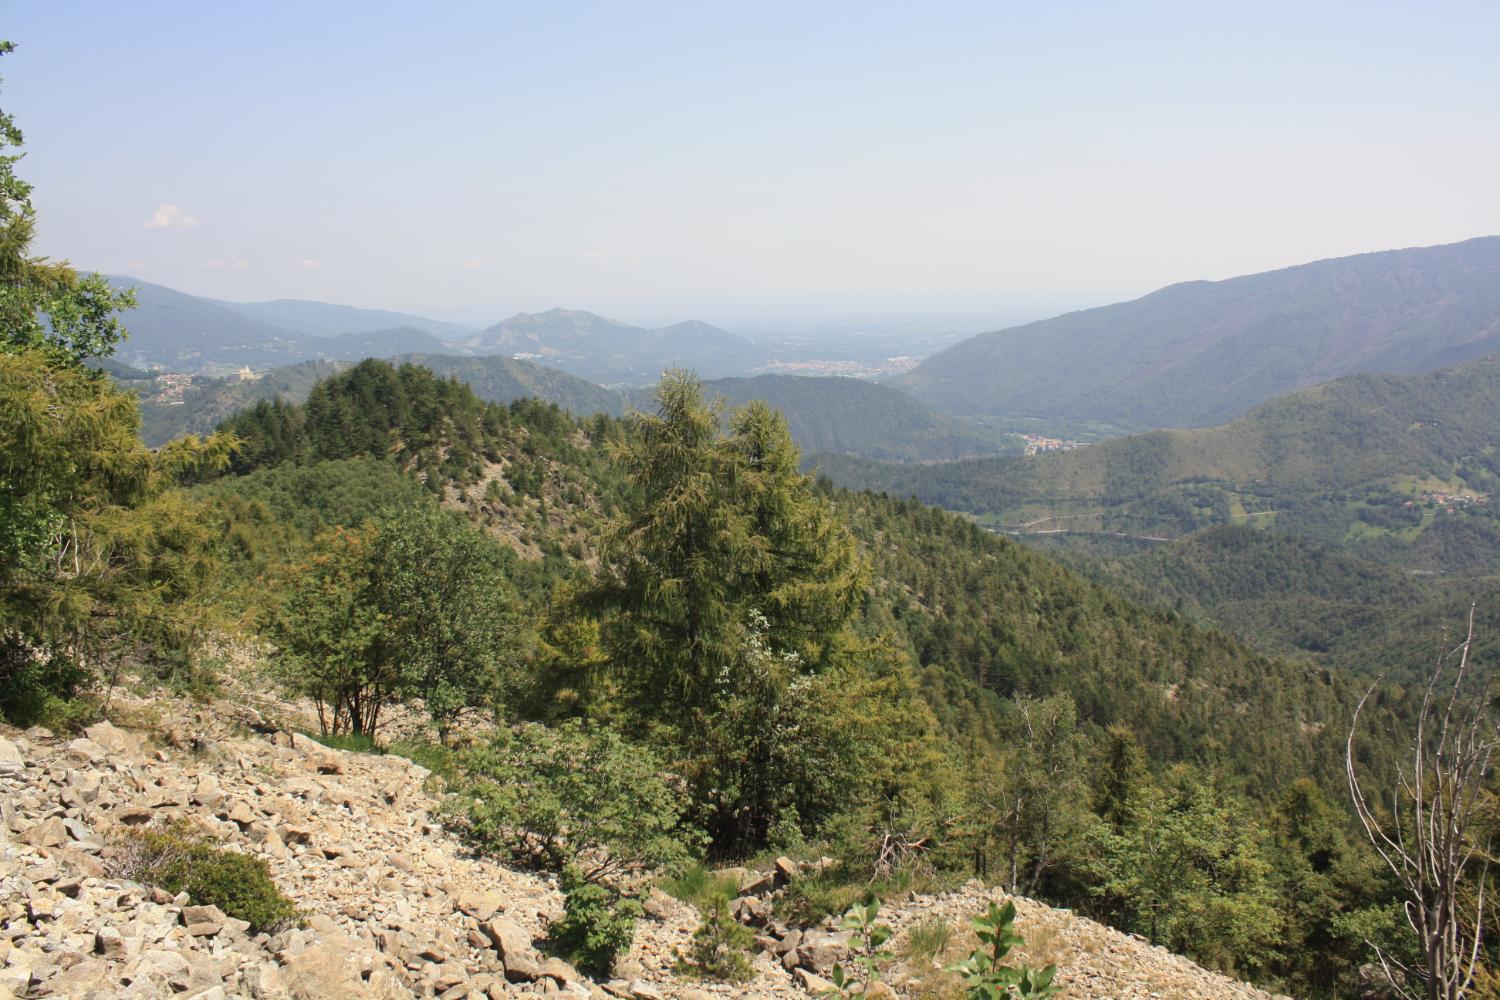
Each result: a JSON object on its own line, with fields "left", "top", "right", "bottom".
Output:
{"left": 0, "top": 642, "right": 96, "bottom": 730}
{"left": 825, "top": 900, "right": 894, "bottom": 998}
{"left": 449, "top": 720, "right": 701, "bottom": 881}
{"left": 665, "top": 864, "right": 754, "bottom": 983}
{"left": 547, "top": 865, "right": 642, "bottom": 976}
{"left": 108, "top": 824, "right": 298, "bottom": 933}
{"left": 30, "top": 692, "right": 102, "bottom": 734}
{"left": 388, "top": 737, "right": 455, "bottom": 781}
{"left": 678, "top": 896, "right": 754, "bottom": 983}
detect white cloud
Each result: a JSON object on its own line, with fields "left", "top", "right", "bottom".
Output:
{"left": 144, "top": 204, "right": 198, "bottom": 230}
{"left": 205, "top": 258, "right": 250, "bottom": 270}
{"left": 581, "top": 248, "right": 609, "bottom": 261}
{"left": 299, "top": 259, "right": 322, "bottom": 268}
{"left": 461, "top": 256, "right": 495, "bottom": 271}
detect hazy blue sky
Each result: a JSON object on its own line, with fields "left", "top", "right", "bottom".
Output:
{"left": 6, "top": 1, "right": 1498, "bottom": 325}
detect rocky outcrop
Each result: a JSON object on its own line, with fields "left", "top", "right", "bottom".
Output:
{"left": 0, "top": 694, "right": 1292, "bottom": 999}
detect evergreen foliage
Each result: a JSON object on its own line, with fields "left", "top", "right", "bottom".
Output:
{"left": 679, "top": 894, "right": 755, "bottom": 983}
{"left": 576, "top": 373, "right": 869, "bottom": 855}
{"left": 1083, "top": 775, "right": 1285, "bottom": 978}
{"left": 108, "top": 824, "right": 299, "bottom": 934}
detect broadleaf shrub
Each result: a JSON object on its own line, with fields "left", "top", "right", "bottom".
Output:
{"left": 107, "top": 824, "right": 298, "bottom": 933}
{"left": 448, "top": 720, "right": 701, "bottom": 882}
{"left": 825, "top": 899, "right": 894, "bottom": 997}
{"left": 547, "top": 865, "right": 642, "bottom": 976}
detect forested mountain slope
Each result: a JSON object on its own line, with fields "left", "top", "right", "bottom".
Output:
{"left": 405, "top": 352, "right": 631, "bottom": 417}
{"left": 212, "top": 360, "right": 1369, "bottom": 798}
{"left": 11, "top": 341, "right": 1411, "bottom": 997}
{"left": 896, "top": 236, "right": 1500, "bottom": 431}
{"left": 178, "top": 359, "right": 1416, "bottom": 995}
{"left": 132, "top": 361, "right": 340, "bottom": 447}
{"left": 107, "top": 276, "right": 310, "bottom": 370}
{"left": 1046, "top": 525, "right": 1500, "bottom": 680}
{"left": 131, "top": 355, "right": 1011, "bottom": 463}
{"left": 821, "top": 352, "right": 1500, "bottom": 567}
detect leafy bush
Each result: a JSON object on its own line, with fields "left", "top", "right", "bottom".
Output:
{"left": 449, "top": 720, "right": 701, "bottom": 882}
{"left": 945, "top": 901, "right": 1058, "bottom": 999}
{"left": 547, "top": 865, "right": 642, "bottom": 976}
{"left": 0, "top": 640, "right": 96, "bottom": 730}
{"left": 107, "top": 824, "right": 298, "bottom": 933}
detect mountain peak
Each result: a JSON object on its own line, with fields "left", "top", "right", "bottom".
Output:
{"left": 897, "top": 235, "right": 1500, "bottom": 431}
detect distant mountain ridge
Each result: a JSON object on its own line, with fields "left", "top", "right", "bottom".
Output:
{"left": 897, "top": 236, "right": 1500, "bottom": 431}
{"left": 105, "top": 278, "right": 466, "bottom": 371}
{"left": 401, "top": 353, "right": 630, "bottom": 419}
{"left": 104, "top": 279, "right": 772, "bottom": 385}
{"left": 459, "top": 308, "right": 768, "bottom": 384}
{"left": 213, "top": 297, "right": 475, "bottom": 340}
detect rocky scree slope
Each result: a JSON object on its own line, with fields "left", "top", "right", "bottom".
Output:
{"left": 0, "top": 695, "right": 1290, "bottom": 1000}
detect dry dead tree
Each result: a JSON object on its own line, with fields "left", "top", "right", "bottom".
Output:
{"left": 1347, "top": 605, "right": 1497, "bottom": 1000}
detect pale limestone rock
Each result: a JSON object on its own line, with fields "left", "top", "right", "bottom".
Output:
{"left": 0, "top": 736, "right": 23, "bottom": 776}
{"left": 20, "top": 816, "right": 67, "bottom": 848}
{"left": 794, "top": 968, "right": 835, "bottom": 993}
{"left": 65, "top": 738, "right": 107, "bottom": 765}
{"left": 83, "top": 721, "right": 143, "bottom": 758}
{"left": 484, "top": 917, "right": 543, "bottom": 981}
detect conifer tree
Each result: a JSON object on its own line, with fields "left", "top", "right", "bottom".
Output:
{"left": 587, "top": 373, "right": 864, "bottom": 724}
{"left": 587, "top": 370, "right": 746, "bottom": 721}
{"left": 726, "top": 400, "right": 863, "bottom": 668}
{"left": 578, "top": 371, "right": 870, "bottom": 853}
